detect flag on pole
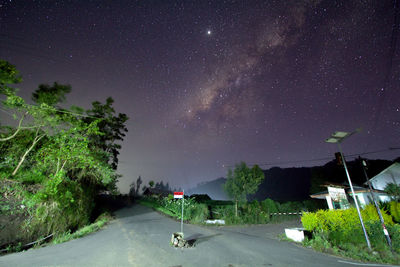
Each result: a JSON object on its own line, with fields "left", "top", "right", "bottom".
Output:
{"left": 174, "top": 192, "right": 184, "bottom": 199}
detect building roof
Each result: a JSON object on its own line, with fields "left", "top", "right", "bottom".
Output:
{"left": 310, "top": 186, "right": 386, "bottom": 199}
{"left": 366, "top": 162, "right": 400, "bottom": 184}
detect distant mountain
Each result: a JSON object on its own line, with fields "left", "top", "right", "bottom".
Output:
{"left": 187, "top": 177, "right": 228, "bottom": 200}
{"left": 249, "top": 167, "right": 312, "bottom": 202}
{"left": 187, "top": 158, "right": 395, "bottom": 201}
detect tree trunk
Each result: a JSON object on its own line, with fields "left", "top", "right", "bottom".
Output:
{"left": 12, "top": 128, "right": 44, "bottom": 176}
{"left": 0, "top": 113, "right": 26, "bottom": 142}
{"left": 235, "top": 200, "right": 238, "bottom": 217}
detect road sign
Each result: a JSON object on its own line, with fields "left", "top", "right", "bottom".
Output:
{"left": 174, "top": 192, "right": 184, "bottom": 199}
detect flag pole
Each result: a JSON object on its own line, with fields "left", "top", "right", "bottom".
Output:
{"left": 181, "top": 189, "right": 184, "bottom": 234}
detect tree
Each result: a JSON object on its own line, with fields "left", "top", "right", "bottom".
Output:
{"left": 84, "top": 97, "right": 128, "bottom": 170}
{"left": 0, "top": 59, "right": 21, "bottom": 96}
{"left": 135, "top": 176, "right": 142, "bottom": 196}
{"left": 223, "top": 162, "right": 265, "bottom": 217}
{"left": 32, "top": 82, "right": 71, "bottom": 106}
{"left": 149, "top": 180, "right": 155, "bottom": 188}
{"left": 384, "top": 183, "right": 400, "bottom": 201}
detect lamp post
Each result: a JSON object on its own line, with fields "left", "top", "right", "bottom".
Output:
{"left": 325, "top": 130, "right": 372, "bottom": 250}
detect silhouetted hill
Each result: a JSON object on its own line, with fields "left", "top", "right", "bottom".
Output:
{"left": 188, "top": 158, "right": 395, "bottom": 201}
{"left": 187, "top": 177, "right": 228, "bottom": 200}
{"left": 249, "top": 167, "right": 312, "bottom": 202}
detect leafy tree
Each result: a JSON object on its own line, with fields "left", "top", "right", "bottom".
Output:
{"left": 149, "top": 180, "right": 155, "bottom": 188}
{"left": 0, "top": 59, "right": 21, "bottom": 95}
{"left": 129, "top": 176, "right": 143, "bottom": 198}
{"left": 84, "top": 97, "right": 128, "bottom": 170}
{"left": 223, "top": 162, "right": 265, "bottom": 217}
{"left": 384, "top": 183, "right": 400, "bottom": 201}
{"left": 32, "top": 82, "right": 71, "bottom": 106}
{"left": 0, "top": 59, "right": 125, "bottom": 241}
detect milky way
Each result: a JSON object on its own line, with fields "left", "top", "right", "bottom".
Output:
{"left": 1, "top": 0, "right": 399, "bottom": 192}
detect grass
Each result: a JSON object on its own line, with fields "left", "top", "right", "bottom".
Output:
{"left": 138, "top": 198, "right": 178, "bottom": 218}
{"left": 52, "top": 212, "right": 113, "bottom": 244}
{"left": 302, "top": 231, "right": 400, "bottom": 265}
{"left": 139, "top": 196, "right": 303, "bottom": 226}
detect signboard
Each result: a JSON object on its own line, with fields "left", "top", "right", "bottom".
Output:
{"left": 327, "top": 186, "right": 347, "bottom": 202}
{"left": 174, "top": 192, "right": 184, "bottom": 199}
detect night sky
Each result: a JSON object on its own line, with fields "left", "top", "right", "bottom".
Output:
{"left": 1, "top": 0, "right": 399, "bottom": 193}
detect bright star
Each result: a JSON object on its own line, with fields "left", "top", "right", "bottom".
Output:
{"left": 207, "top": 30, "right": 211, "bottom": 35}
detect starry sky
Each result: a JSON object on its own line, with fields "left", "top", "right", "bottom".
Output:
{"left": 1, "top": 0, "right": 399, "bottom": 193}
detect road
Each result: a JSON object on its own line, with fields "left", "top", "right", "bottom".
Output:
{"left": 0, "top": 204, "right": 394, "bottom": 267}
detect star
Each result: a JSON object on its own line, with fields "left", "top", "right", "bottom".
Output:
{"left": 207, "top": 30, "right": 211, "bottom": 35}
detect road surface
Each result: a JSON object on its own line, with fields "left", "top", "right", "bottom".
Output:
{"left": 0, "top": 204, "right": 394, "bottom": 267}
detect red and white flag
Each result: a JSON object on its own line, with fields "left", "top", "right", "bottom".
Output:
{"left": 174, "top": 192, "right": 184, "bottom": 199}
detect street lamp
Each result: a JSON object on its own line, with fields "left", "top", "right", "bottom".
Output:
{"left": 325, "top": 130, "right": 372, "bottom": 250}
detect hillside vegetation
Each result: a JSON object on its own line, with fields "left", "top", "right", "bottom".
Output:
{"left": 0, "top": 60, "right": 128, "bottom": 251}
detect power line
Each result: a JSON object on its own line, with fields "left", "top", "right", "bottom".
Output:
{"left": 0, "top": 104, "right": 103, "bottom": 120}
{"left": 223, "top": 148, "right": 400, "bottom": 169}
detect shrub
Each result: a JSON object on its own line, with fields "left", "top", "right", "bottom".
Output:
{"left": 387, "top": 224, "right": 400, "bottom": 254}
{"left": 24, "top": 173, "right": 95, "bottom": 238}
{"left": 302, "top": 205, "right": 393, "bottom": 233}
{"left": 302, "top": 205, "right": 398, "bottom": 259}
{"left": 389, "top": 201, "right": 400, "bottom": 223}
{"left": 16, "top": 169, "right": 46, "bottom": 184}
{"left": 261, "top": 198, "right": 278, "bottom": 213}
{"left": 279, "top": 201, "right": 303, "bottom": 212}
{"left": 302, "top": 199, "right": 327, "bottom": 211}
{"left": 188, "top": 203, "right": 209, "bottom": 224}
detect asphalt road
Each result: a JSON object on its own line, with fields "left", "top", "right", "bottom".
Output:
{"left": 0, "top": 204, "right": 396, "bottom": 267}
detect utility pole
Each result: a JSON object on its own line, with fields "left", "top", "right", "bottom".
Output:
{"left": 326, "top": 130, "right": 371, "bottom": 250}
{"left": 359, "top": 157, "right": 392, "bottom": 250}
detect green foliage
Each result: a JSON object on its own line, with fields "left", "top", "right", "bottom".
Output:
{"left": 302, "top": 205, "right": 393, "bottom": 233}
{"left": 0, "top": 60, "right": 21, "bottom": 96}
{"left": 149, "top": 180, "right": 155, "bottom": 188}
{"left": 17, "top": 169, "right": 46, "bottom": 184}
{"left": 389, "top": 201, "right": 400, "bottom": 223}
{"left": 31, "top": 82, "right": 71, "bottom": 106}
{"left": 0, "top": 59, "right": 127, "bottom": 247}
{"left": 304, "top": 224, "right": 400, "bottom": 264}
{"left": 223, "top": 162, "right": 265, "bottom": 217}
{"left": 140, "top": 196, "right": 209, "bottom": 224}
{"left": 52, "top": 212, "right": 112, "bottom": 244}
{"left": 301, "top": 205, "right": 400, "bottom": 263}
{"left": 84, "top": 97, "right": 129, "bottom": 170}
{"left": 385, "top": 183, "right": 400, "bottom": 201}
{"left": 261, "top": 198, "right": 279, "bottom": 213}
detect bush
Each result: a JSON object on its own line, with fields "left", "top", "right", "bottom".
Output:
{"left": 188, "top": 203, "right": 209, "bottom": 224}
{"left": 24, "top": 173, "right": 95, "bottom": 238}
{"left": 302, "top": 205, "right": 393, "bottom": 234}
{"left": 389, "top": 201, "right": 400, "bottom": 223}
{"left": 388, "top": 224, "right": 400, "bottom": 254}
{"left": 16, "top": 169, "right": 46, "bottom": 184}
{"left": 261, "top": 198, "right": 278, "bottom": 213}
{"left": 279, "top": 201, "right": 303, "bottom": 212}
{"left": 301, "top": 205, "right": 400, "bottom": 263}
{"left": 141, "top": 195, "right": 209, "bottom": 224}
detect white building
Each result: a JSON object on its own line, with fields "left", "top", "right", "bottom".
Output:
{"left": 311, "top": 163, "right": 399, "bottom": 210}
{"left": 366, "top": 162, "right": 400, "bottom": 191}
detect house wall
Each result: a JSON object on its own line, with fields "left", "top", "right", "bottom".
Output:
{"left": 325, "top": 195, "right": 334, "bottom": 210}
{"left": 355, "top": 193, "right": 370, "bottom": 207}
{"left": 378, "top": 195, "right": 391, "bottom": 203}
